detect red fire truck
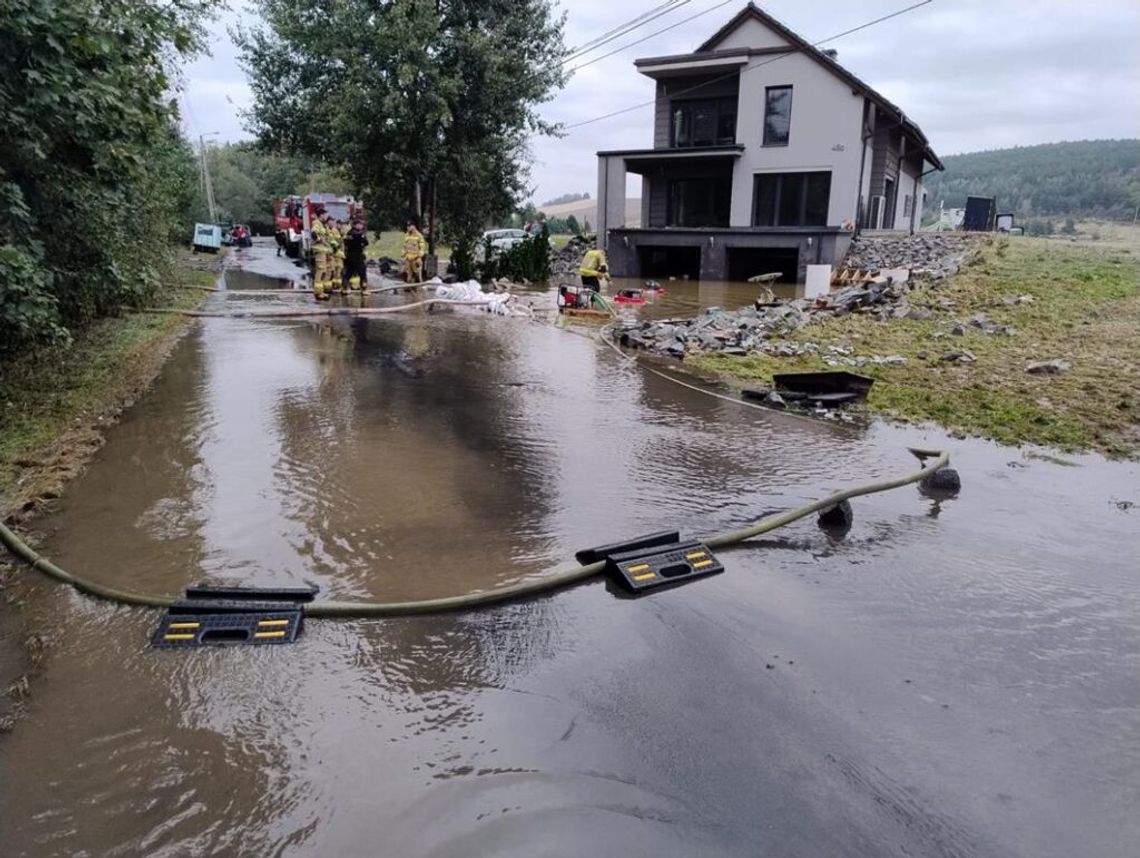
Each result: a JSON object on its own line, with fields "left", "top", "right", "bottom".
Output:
{"left": 273, "top": 194, "right": 365, "bottom": 259}
{"left": 273, "top": 195, "right": 305, "bottom": 258}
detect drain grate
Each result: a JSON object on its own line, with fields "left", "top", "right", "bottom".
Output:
{"left": 151, "top": 584, "right": 317, "bottom": 648}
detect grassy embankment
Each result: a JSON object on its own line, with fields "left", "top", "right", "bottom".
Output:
{"left": 692, "top": 229, "right": 1140, "bottom": 458}
{"left": 0, "top": 252, "right": 216, "bottom": 518}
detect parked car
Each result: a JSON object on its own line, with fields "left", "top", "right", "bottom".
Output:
{"left": 475, "top": 228, "right": 528, "bottom": 261}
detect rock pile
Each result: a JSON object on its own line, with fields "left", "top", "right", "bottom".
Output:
{"left": 843, "top": 233, "right": 984, "bottom": 279}
{"left": 550, "top": 234, "right": 593, "bottom": 276}
{"left": 616, "top": 278, "right": 913, "bottom": 360}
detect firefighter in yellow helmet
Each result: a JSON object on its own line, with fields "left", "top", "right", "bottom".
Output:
{"left": 402, "top": 222, "right": 427, "bottom": 284}
{"left": 310, "top": 207, "right": 333, "bottom": 300}
{"left": 579, "top": 246, "right": 610, "bottom": 291}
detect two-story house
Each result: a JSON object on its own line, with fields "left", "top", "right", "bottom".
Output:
{"left": 595, "top": 2, "right": 942, "bottom": 283}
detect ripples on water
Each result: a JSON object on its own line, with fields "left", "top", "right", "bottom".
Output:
{"left": 2, "top": 261, "right": 1138, "bottom": 857}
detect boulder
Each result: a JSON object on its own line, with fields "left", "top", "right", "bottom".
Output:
{"left": 939, "top": 349, "right": 976, "bottom": 364}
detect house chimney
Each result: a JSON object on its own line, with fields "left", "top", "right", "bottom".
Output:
{"left": 823, "top": 49, "right": 838, "bottom": 60}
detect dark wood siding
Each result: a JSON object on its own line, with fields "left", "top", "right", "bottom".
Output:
{"left": 653, "top": 74, "right": 740, "bottom": 149}
{"left": 869, "top": 126, "right": 900, "bottom": 198}
{"left": 648, "top": 178, "right": 667, "bottom": 227}
{"left": 654, "top": 82, "right": 670, "bottom": 148}
{"left": 644, "top": 162, "right": 735, "bottom": 227}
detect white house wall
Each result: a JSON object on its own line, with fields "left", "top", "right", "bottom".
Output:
{"left": 595, "top": 155, "right": 628, "bottom": 249}
{"left": 894, "top": 160, "right": 924, "bottom": 230}
{"left": 711, "top": 18, "right": 792, "bottom": 51}
{"left": 729, "top": 51, "right": 865, "bottom": 227}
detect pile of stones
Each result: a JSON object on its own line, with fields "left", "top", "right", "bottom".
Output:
{"left": 615, "top": 276, "right": 919, "bottom": 361}
{"left": 843, "top": 233, "right": 985, "bottom": 279}
{"left": 550, "top": 234, "right": 593, "bottom": 276}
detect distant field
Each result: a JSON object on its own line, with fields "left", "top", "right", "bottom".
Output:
{"left": 539, "top": 197, "right": 642, "bottom": 228}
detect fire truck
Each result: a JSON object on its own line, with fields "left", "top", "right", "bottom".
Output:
{"left": 272, "top": 195, "right": 305, "bottom": 258}
{"left": 273, "top": 194, "right": 365, "bottom": 259}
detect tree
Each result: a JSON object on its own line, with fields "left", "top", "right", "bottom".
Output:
{"left": 541, "top": 191, "right": 590, "bottom": 206}
{"left": 924, "top": 140, "right": 1140, "bottom": 220}
{"left": 0, "top": 0, "right": 218, "bottom": 357}
{"left": 202, "top": 142, "right": 313, "bottom": 228}
{"left": 566, "top": 214, "right": 581, "bottom": 235}
{"left": 237, "top": 0, "right": 567, "bottom": 266}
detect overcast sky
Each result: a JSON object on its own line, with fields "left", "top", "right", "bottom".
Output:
{"left": 182, "top": 0, "right": 1140, "bottom": 205}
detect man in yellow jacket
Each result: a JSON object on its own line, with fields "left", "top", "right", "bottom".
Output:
{"left": 579, "top": 247, "right": 610, "bottom": 290}
{"left": 310, "top": 208, "right": 333, "bottom": 300}
{"left": 402, "top": 222, "right": 427, "bottom": 284}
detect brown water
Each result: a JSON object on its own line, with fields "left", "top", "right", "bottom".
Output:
{"left": 1, "top": 241, "right": 1139, "bottom": 857}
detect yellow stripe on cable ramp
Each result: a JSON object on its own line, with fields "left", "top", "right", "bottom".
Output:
{"left": 163, "top": 633, "right": 196, "bottom": 641}
{"left": 632, "top": 571, "right": 657, "bottom": 581}
{"left": 258, "top": 619, "right": 290, "bottom": 627}
{"left": 254, "top": 630, "right": 286, "bottom": 639}
{"left": 692, "top": 559, "right": 714, "bottom": 569}
{"left": 627, "top": 563, "right": 651, "bottom": 572}
{"left": 168, "top": 622, "right": 200, "bottom": 629}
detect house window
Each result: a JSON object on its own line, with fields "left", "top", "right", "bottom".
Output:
{"left": 668, "top": 178, "right": 731, "bottom": 227}
{"left": 671, "top": 98, "right": 737, "bottom": 147}
{"left": 763, "top": 86, "right": 792, "bottom": 146}
{"left": 752, "top": 172, "right": 831, "bottom": 227}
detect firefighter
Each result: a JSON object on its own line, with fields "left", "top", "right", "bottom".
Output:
{"left": 310, "top": 207, "right": 333, "bottom": 300}
{"left": 343, "top": 219, "right": 369, "bottom": 291}
{"left": 327, "top": 219, "right": 345, "bottom": 291}
{"left": 579, "top": 246, "right": 610, "bottom": 290}
{"left": 402, "top": 222, "right": 427, "bottom": 284}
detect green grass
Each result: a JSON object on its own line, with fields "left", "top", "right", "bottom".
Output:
{"left": 0, "top": 263, "right": 212, "bottom": 513}
{"left": 364, "top": 231, "right": 452, "bottom": 260}
{"left": 363, "top": 231, "right": 576, "bottom": 259}
{"left": 693, "top": 233, "right": 1140, "bottom": 458}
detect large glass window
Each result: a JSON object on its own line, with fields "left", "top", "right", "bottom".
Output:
{"left": 763, "top": 86, "right": 792, "bottom": 146}
{"left": 752, "top": 172, "right": 831, "bottom": 226}
{"left": 668, "top": 178, "right": 731, "bottom": 227}
{"left": 671, "top": 98, "right": 737, "bottom": 147}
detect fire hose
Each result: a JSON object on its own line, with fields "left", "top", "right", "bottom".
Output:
{"left": 0, "top": 448, "right": 950, "bottom": 617}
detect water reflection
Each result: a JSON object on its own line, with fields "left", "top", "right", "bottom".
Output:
{"left": 2, "top": 257, "right": 1139, "bottom": 857}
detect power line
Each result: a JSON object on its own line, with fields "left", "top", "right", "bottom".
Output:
{"left": 562, "top": 0, "right": 934, "bottom": 130}
{"left": 562, "top": 1, "right": 689, "bottom": 65}
{"left": 564, "top": 0, "right": 682, "bottom": 56}
{"left": 568, "top": 0, "right": 735, "bottom": 74}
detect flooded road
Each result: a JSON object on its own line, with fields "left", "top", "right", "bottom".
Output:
{"left": 2, "top": 241, "right": 1138, "bottom": 857}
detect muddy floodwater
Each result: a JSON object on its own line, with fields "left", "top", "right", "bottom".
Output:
{"left": 2, "top": 241, "right": 1138, "bottom": 857}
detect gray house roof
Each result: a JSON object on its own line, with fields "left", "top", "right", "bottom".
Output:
{"left": 637, "top": 2, "right": 943, "bottom": 170}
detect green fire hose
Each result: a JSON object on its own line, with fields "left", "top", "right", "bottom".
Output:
{"left": 0, "top": 448, "right": 949, "bottom": 618}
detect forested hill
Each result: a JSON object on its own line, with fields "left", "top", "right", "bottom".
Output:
{"left": 923, "top": 140, "right": 1139, "bottom": 218}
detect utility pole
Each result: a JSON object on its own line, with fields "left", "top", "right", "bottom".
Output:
{"left": 428, "top": 178, "right": 436, "bottom": 256}
{"left": 199, "top": 132, "right": 219, "bottom": 223}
